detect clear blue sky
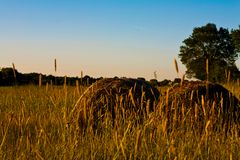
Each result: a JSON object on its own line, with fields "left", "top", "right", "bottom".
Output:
{"left": 0, "top": 0, "right": 239, "bottom": 80}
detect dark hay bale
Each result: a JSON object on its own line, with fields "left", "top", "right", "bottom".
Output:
{"left": 158, "top": 81, "right": 240, "bottom": 132}
{"left": 71, "top": 78, "right": 160, "bottom": 130}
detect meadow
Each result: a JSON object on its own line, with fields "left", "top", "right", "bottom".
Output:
{"left": 0, "top": 81, "right": 239, "bottom": 159}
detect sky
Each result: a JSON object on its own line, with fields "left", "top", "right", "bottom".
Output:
{"left": 0, "top": 0, "right": 240, "bottom": 80}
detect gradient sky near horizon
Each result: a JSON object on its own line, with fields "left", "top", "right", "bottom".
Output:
{"left": 0, "top": 0, "right": 240, "bottom": 80}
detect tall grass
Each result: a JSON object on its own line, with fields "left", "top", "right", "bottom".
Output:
{"left": 0, "top": 83, "right": 239, "bottom": 159}
{"left": 174, "top": 58, "right": 179, "bottom": 78}
{"left": 39, "top": 74, "right": 42, "bottom": 88}
{"left": 206, "top": 58, "right": 209, "bottom": 99}
{"left": 12, "top": 63, "right": 17, "bottom": 85}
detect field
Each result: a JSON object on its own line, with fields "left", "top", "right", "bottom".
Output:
{"left": 0, "top": 82, "right": 240, "bottom": 159}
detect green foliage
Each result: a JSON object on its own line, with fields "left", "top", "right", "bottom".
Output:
{"left": 179, "top": 23, "right": 240, "bottom": 82}
{"left": 231, "top": 26, "right": 240, "bottom": 53}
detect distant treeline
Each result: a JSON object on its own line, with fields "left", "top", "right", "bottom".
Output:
{"left": 0, "top": 67, "right": 101, "bottom": 86}
{"left": 0, "top": 67, "right": 185, "bottom": 87}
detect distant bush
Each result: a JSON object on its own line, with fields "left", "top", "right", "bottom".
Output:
{"left": 159, "top": 79, "right": 171, "bottom": 86}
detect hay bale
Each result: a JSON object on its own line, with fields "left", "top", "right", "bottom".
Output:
{"left": 71, "top": 78, "right": 160, "bottom": 129}
{"left": 158, "top": 81, "right": 240, "bottom": 131}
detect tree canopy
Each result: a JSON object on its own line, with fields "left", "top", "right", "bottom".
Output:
{"left": 179, "top": 23, "right": 240, "bottom": 82}
{"left": 231, "top": 26, "right": 240, "bottom": 53}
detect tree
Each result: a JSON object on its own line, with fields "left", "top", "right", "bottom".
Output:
{"left": 0, "top": 68, "right": 16, "bottom": 85}
{"left": 179, "top": 23, "right": 239, "bottom": 82}
{"left": 231, "top": 26, "right": 240, "bottom": 53}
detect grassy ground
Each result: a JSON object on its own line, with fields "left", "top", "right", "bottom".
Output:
{"left": 0, "top": 83, "right": 239, "bottom": 159}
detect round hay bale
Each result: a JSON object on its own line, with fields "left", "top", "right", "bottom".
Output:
{"left": 71, "top": 78, "right": 160, "bottom": 129}
{"left": 158, "top": 81, "right": 240, "bottom": 131}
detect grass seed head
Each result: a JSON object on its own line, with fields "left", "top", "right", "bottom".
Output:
{"left": 174, "top": 58, "right": 179, "bottom": 76}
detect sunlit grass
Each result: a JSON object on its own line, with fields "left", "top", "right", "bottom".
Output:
{"left": 0, "top": 83, "right": 239, "bottom": 159}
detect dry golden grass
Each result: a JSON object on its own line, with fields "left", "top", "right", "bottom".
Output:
{"left": 0, "top": 81, "right": 239, "bottom": 159}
